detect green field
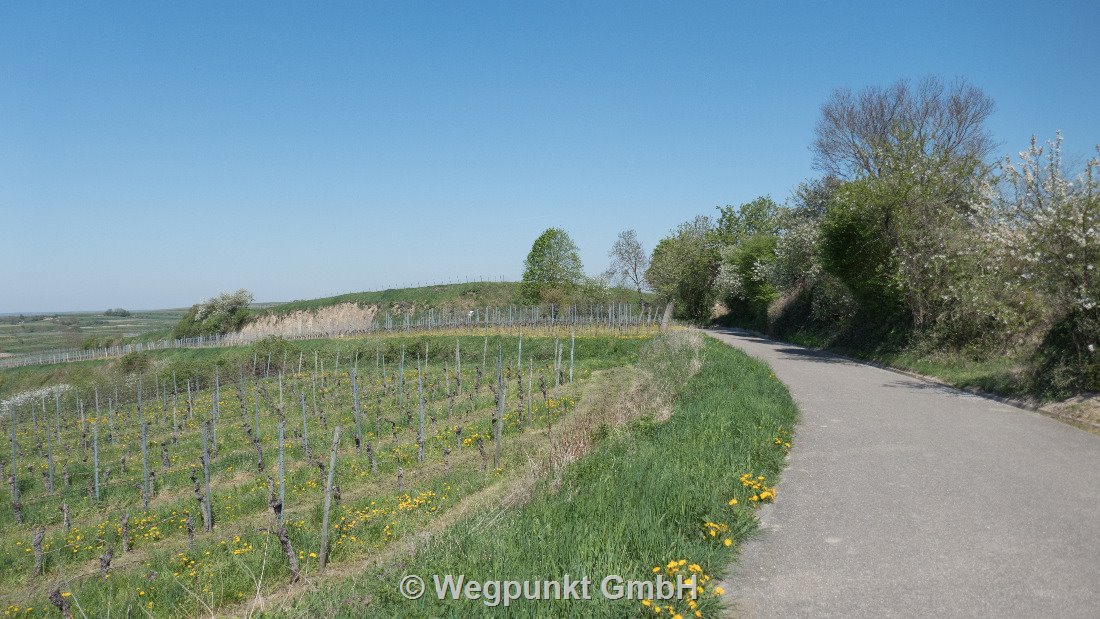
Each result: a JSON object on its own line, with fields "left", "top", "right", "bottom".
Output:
{"left": 0, "top": 310, "right": 185, "bottom": 357}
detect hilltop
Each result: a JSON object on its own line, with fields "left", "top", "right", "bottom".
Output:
{"left": 265, "top": 281, "right": 523, "bottom": 315}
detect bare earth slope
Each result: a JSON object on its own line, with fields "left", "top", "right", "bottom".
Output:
{"left": 711, "top": 329, "right": 1100, "bottom": 618}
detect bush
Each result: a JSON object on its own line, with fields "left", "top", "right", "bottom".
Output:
{"left": 1027, "top": 308, "right": 1100, "bottom": 394}
{"left": 118, "top": 351, "right": 151, "bottom": 375}
{"left": 172, "top": 289, "right": 253, "bottom": 339}
{"left": 82, "top": 335, "right": 122, "bottom": 350}
{"left": 818, "top": 180, "right": 905, "bottom": 324}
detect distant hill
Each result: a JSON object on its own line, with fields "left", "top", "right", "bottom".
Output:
{"left": 266, "top": 281, "right": 524, "bottom": 315}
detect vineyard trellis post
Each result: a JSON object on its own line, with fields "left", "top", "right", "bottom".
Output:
{"left": 319, "top": 425, "right": 341, "bottom": 571}
{"left": 417, "top": 355, "right": 426, "bottom": 462}
{"left": 277, "top": 419, "right": 286, "bottom": 525}
{"left": 201, "top": 421, "right": 213, "bottom": 531}
{"left": 140, "top": 385, "right": 151, "bottom": 510}
{"left": 352, "top": 368, "right": 364, "bottom": 452}
{"left": 8, "top": 404, "right": 21, "bottom": 523}
{"left": 93, "top": 394, "right": 100, "bottom": 501}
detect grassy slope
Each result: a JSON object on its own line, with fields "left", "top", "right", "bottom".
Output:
{"left": 268, "top": 282, "right": 523, "bottom": 314}
{"left": 780, "top": 329, "right": 1027, "bottom": 398}
{"left": 281, "top": 335, "right": 798, "bottom": 617}
{"left": 266, "top": 281, "right": 654, "bottom": 315}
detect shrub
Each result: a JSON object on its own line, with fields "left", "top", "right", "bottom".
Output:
{"left": 172, "top": 289, "right": 253, "bottom": 339}
{"left": 818, "top": 179, "right": 905, "bottom": 324}
{"left": 118, "top": 351, "right": 151, "bottom": 375}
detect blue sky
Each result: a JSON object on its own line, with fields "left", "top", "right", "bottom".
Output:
{"left": 2, "top": 1, "right": 1098, "bottom": 312}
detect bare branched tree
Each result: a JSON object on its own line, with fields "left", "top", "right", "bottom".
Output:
{"left": 606, "top": 229, "right": 649, "bottom": 303}
{"left": 813, "top": 76, "right": 994, "bottom": 201}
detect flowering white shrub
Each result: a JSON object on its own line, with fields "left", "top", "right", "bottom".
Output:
{"left": 994, "top": 134, "right": 1099, "bottom": 365}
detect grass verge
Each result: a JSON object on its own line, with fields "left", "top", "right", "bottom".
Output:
{"left": 276, "top": 334, "right": 798, "bottom": 617}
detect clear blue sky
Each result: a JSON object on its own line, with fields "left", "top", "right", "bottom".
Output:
{"left": 2, "top": 1, "right": 1098, "bottom": 312}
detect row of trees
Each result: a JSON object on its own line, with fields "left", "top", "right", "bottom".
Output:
{"left": 645, "top": 76, "right": 1099, "bottom": 392}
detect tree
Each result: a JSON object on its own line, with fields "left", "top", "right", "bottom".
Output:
{"left": 713, "top": 197, "right": 783, "bottom": 327}
{"left": 715, "top": 196, "right": 781, "bottom": 245}
{"left": 520, "top": 228, "right": 584, "bottom": 303}
{"left": 810, "top": 77, "right": 1000, "bottom": 334}
{"left": 645, "top": 216, "right": 720, "bottom": 321}
{"left": 813, "top": 76, "right": 994, "bottom": 206}
{"left": 605, "top": 230, "right": 649, "bottom": 304}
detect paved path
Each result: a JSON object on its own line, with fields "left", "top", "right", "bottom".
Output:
{"left": 710, "top": 329, "right": 1100, "bottom": 618}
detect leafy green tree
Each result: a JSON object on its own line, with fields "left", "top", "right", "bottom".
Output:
{"left": 715, "top": 196, "right": 781, "bottom": 245}
{"left": 811, "top": 77, "right": 999, "bottom": 335}
{"left": 818, "top": 179, "right": 904, "bottom": 322}
{"left": 520, "top": 228, "right": 584, "bottom": 303}
{"left": 714, "top": 196, "right": 783, "bottom": 326}
{"left": 645, "top": 216, "right": 720, "bottom": 321}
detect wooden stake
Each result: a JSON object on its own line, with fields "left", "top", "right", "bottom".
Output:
{"left": 319, "top": 426, "right": 341, "bottom": 571}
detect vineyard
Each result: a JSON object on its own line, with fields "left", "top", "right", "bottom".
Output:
{"left": 0, "top": 325, "right": 660, "bottom": 616}
{"left": 1, "top": 303, "right": 661, "bottom": 369}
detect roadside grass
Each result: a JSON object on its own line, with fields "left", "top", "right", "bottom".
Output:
{"left": 752, "top": 326, "right": 1030, "bottom": 399}
{"left": 873, "top": 349, "right": 1024, "bottom": 396}
{"left": 277, "top": 334, "right": 798, "bottom": 617}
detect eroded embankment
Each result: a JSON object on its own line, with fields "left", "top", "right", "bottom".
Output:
{"left": 236, "top": 303, "right": 379, "bottom": 340}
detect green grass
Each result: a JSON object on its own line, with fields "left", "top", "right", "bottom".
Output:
{"left": 831, "top": 349, "right": 1029, "bottom": 398}
{"left": 726, "top": 318, "right": 1032, "bottom": 400}
{"left": 265, "top": 281, "right": 654, "bottom": 316}
{"left": 278, "top": 335, "right": 798, "bottom": 617}
{"left": 267, "top": 282, "right": 523, "bottom": 315}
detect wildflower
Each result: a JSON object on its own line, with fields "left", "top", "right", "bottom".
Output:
{"left": 724, "top": 538, "right": 732, "bottom": 547}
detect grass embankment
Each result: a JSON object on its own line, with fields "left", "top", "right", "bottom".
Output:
{"left": 278, "top": 334, "right": 798, "bottom": 617}
{"left": 267, "top": 282, "right": 523, "bottom": 315}
{"left": 780, "top": 329, "right": 1026, "bottom": 397}
{"left": 265, "top": 281, "right": 655, "bottom": 316}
